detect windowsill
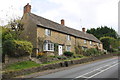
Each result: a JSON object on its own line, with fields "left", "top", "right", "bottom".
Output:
{"left": 43, "top": 50, "right": 54, "bottom": 52}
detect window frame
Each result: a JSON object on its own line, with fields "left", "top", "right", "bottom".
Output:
{"left": 67, "top": 35, "right": 71, "bottom": 41}
{"left": 66, "top": 45, "right": 71, "bottom": 51}
{"left": 84, "top": 40, "right": 87, "bottom": 44}
{"left": 45, "top": 29, "right": 51, "bottom": 36}
{"left": 43, "top": 40, "right": 54, "bottom": 51}
{"left": 90, "top": 41, "right": 92, "bottom": 46}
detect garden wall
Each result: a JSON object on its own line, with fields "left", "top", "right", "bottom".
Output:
{"left": 2, "top": 55, "right": 30, "bottom": 69}
{"left": 2, "top": 54, "right": 118, "bottom": 79}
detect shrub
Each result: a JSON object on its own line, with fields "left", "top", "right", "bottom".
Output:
{"left": 63, "top": 51, "right": 74, "bottom": 57}
{"left": 73, "top": 54, "right": 84, "bottom": 58}
{"left": 83, "top": 48, "right": 98, "bottom": 56}
{"left": 37, "top": 52, "right": 45, "bottom": 58}
{"left": 57, "top": 56, "right": 67, "bottom": 60}
{"left": 3, "top": 40, "right": 33, "bottom": 57}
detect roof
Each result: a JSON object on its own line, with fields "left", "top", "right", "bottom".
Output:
{"left": 28, "top": 13, "right": 101, "bottom": 43}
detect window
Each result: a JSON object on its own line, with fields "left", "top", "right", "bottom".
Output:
{"left": 84, "top": 40, "right": 87, "bottom": 44}
{"left": 45, "top": 29, "right": 51, "bottom": 36}
{"left": 90, "top": 41, "right": 92, "bottom": 46}
{"left": 43, "top": 40, "right": 54, "bottom": 51}
{"left": 67, "top": 35, "right": 71, "bottom": 40}
{"left": 66, "top": 45, "right": 71, "bottom": 51}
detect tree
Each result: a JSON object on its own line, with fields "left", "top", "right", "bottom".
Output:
{"left": 87, "top": 26, "right": 117, "bottom": 39}
{"left": 100, "top": 36, "right": 119, "bottom": 51}
{"left": 3, "top": 40, "right": 33, "bottom": 57}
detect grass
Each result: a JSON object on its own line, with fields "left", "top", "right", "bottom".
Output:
{"left": 4, "top": 56, "right": 86, "bottom": 72}
{"left": 5, "top": 61, "right": 42, "bottom": 71}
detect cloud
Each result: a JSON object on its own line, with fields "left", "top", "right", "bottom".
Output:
{"left": 0, "top": 0, "right": 31, "bottom": 25}
{"left": 32, "top": 0, "right": 119, "bottom": 32}
{"left": 0, "top": 0, "right": 119, "bottom": 32}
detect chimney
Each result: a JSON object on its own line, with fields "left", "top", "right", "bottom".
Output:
{"left": 24, "top": 3, "right": 31, "bottom": 14}
{"left": 61, "top": 19, "right": 65, "bottom": 26}
{"left": 82, "top": 28, "right": 86, "bottom": 32}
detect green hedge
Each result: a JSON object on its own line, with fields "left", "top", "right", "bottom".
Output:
{"left": 64, "top": 51, "right": 74, "bottom": 57}
{"left": 3, "top": 40, "right": 33, "bottom": 57}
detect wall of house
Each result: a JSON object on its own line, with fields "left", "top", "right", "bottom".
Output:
{"left": 37, "top": 27, "right": 76, "bottom": 54}
{"left": 37, "top": 27, "right": 103, "bottom": 56}
{"left": 21, "top": 13, "right": 37, "bottom": 56}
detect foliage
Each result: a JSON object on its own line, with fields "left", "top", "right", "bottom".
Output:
{"left": 73, "top": 54, "right": 84, "bottom": 58}
{"left": 3, "top": 40, "right": 33, "bottom": 57}
{"left": 38, "top": 37, "right": 45, "bottom": 52}
{"left": 74, "top": 43, "right": 83, "bottom": 55}
{"left": 2, "top": 27, "right": 15, "bottom": 42}
{"left": 37, "top": 52, "right": 45, "bottom": 58}
{"left": 100, "top": 36, "right": 119, "bottom": 51}
{"left": 8, "top": 19, "right": 24, "bottom": 39}
{"left": 83, "top": 48, "right": 104, "bottom": 56}
{"left": 5, "top": 61, "right": 41, "bottom": 71}
{"left": 64, "top": 51, "right": 74, "bottom": 57}
{"left": 56, "top": 56, "right": 67, "bottom": 60}
{"left": 54, "top": 43, "right": 59, "bottom": 55}
{"left": 87, "top": 26, "right": 117, "bottom": 39}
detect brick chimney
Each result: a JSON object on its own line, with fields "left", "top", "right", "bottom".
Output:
{"left": 61, "top": 19, "right": 65, "bottom": 26}
{"left": 82, "top": 28, "right": 86, "bottom": 32}
{"left": 24, "top": 3, "right": 31, "bottom": 14}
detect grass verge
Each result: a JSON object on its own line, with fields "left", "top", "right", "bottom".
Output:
{"left": 4, "top": 57, "right": 87, "bottom": 72}
{"left": 4, "top": 61, "right": 42, "bottom": 71}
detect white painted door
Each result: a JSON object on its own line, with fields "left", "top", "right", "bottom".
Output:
{"left": 58, "top": 45, "right": 63, "bottom": 55}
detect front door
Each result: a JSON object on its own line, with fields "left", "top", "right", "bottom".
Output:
{"left": 58, "top": 45, "right": 63, "bottom": 55}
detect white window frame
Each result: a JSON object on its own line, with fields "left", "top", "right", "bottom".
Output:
{"left": 90, "top": 41, "right": 92, "bottom": 46}
{"left": 45, "top": 29, "right": 51, "bottom": 36}
{"left": 84, "top": 40, "right": 87, "bottom": 44}
{"left": 43, "top": 41, "right": 54, "bottom": 51}
{"left": 67, "top": 35, "right": 71, "bottom": 41}
{"left": 66, "top": 45, "right": 71, "bottom": 51}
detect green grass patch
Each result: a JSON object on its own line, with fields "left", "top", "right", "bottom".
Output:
{"left": 4, "top": 56, "right": 86, "bottom": 72}
{"left": 5, "top": 61, "right": 41, "bottom": 71}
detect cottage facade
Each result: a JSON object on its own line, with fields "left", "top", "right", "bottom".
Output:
{"left": 21, "top": 3, "right": 103, "bottom": 56}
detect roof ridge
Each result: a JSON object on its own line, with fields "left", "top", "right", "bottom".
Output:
{"left": 29, "top": 13, "right": 87, "bottom": 34}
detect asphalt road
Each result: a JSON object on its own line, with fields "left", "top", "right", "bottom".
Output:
{"left": 36, "top": 57, "right": 119, "bottom": 80}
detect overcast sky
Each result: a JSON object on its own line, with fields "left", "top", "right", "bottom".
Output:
{"left": 0, "top": 0, "right": 119, "bottom": 32}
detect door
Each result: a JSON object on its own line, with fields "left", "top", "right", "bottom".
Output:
{"left": 58, "top": 45, "right": 63, "bottom": 55}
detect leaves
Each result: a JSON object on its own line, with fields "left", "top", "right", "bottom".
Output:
{"left": 87, "top": 26, "right": 117, "bottom": 39}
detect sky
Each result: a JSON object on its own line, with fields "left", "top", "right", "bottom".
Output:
{"left": 0, "top": 0, "right": 119, "bottom": 33}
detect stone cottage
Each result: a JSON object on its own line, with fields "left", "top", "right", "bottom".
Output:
{"left": 21, "top": 3, "right": 103, "bottom": 57}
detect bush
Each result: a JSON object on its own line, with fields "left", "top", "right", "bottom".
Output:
{"left": 37, "top": 52, "right": 45, "bottom": 58}
{"left": 64, "top": 51, "right": 74, "bottom": 57}
{"left": 57, "top": 56, "right": 67, "bottom": 60}
{"left": 3, "top": 40, "right": 33, "bottom": 57}
{"left": 73, "top": 54, "right": 84, "bottom": 58}
{"left": 83, "top": 48, "right": 98, "bottom": 56}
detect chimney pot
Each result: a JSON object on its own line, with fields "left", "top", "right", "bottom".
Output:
{"left": 24, "top": 3, "right": 31, "bottom": 14}
{"left": 82, "top": 28, "right": 86, "bottom": 32}
{"left": 61, "top": 19, "right": 65, "bottom": 26}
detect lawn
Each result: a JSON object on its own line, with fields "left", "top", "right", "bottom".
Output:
{"left": 5, "top": 61, "right": 41, "bottom": 71}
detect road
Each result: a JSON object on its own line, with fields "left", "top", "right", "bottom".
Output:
{"left": 35, "top": 57, "right": 119, "bottom": 80}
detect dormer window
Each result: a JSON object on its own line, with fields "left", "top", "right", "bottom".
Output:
{"left": 45, "top": 29, "right": 51, "bottom": 36}
{"left": 67, "top": 35, "right": 71, "bottom": 40}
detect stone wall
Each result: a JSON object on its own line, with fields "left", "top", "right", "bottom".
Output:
{"left": 2, "top": 55, "right": 30, "bottom": 69}
{"left": 2, "top": 54, "right": 118, "bottom": 79}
